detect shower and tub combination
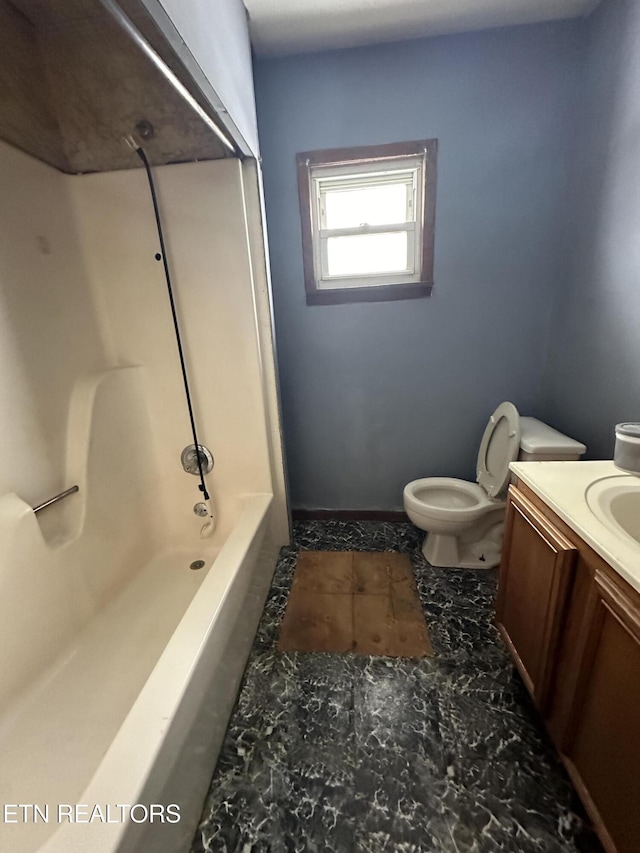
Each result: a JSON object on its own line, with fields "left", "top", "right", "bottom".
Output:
{"left": 0, "top": 3, "right": 288, "bottom": 852}
{"left": 0, "top": 154, "right": 285, "bottom": 853}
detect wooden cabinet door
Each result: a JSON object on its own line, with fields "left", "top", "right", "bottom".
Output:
{"left": 561, "top": 570, "right": 640, "bottom": 853}
{"left": 497, "top": 486, "right": 577, "bottom": 710}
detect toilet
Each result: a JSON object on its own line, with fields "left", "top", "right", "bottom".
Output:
{"left": 403, "top": 402, "right": 586, "bottom": 569}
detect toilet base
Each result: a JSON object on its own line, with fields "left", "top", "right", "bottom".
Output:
{"left": 422, "top": 521, "right": 504, "bottom": 569}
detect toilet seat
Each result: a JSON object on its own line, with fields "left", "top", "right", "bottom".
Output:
{"left": 476, "top": 401, "right": 521, "bottom": 498}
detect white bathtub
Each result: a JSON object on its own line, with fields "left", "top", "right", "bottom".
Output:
{"left": 0, "top": 492, "right": 277, "bottom": 853}
{"left": 0, "top": 369, "right": 281, "bottom": 852}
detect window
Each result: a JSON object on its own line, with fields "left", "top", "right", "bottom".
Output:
{"left": 297, "top": 140, "right": 437, "bottom": 305}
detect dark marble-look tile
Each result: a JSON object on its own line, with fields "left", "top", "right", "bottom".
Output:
{"left": 191, "top": 520, "right": 602, "bottom": 853}
{"left": 292, "top": 520, "right": 422, "bottom": 554}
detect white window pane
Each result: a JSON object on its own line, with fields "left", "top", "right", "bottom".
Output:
{"left": 326, "top": 232, "right": 409, "bottom": 277}
{"left": 324, "top": 183, "right": 409, "bottom": 229}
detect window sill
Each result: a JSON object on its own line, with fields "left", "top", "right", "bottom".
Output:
{"left": 305, "top": 281, "right": 433, "bottom": 306}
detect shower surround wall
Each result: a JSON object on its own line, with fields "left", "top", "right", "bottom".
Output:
{"left": 71, "top": 156, "right": 275, "bottom": 543}
{"left": 0, "top": 142, "right": 107, "bottom": 515}
{"left": 0, "top": 138, "right": 287, "bottom": 853}
{"left": 0, "top": 137, "right": 283, "bottom": 680}
{"left": 0, "top": 141, "right": 280, "bottom": 539}
{"left": 254, "top": 21, "right": 585, "bottom": 511}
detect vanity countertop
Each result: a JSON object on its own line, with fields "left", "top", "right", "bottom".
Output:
{"left": 509, "top": 460, "right": 640, "bottom": 595}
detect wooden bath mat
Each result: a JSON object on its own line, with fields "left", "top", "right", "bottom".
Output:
{"left": 277, "top": 551, "right": 432, "bottom": 658}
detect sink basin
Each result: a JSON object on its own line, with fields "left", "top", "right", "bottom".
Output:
{"left": 586, "top": 475, "right": 640, "bottom": 546}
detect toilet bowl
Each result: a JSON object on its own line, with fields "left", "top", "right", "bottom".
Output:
{"left": 403, "top": 403, "right": 586, "bottom": 569}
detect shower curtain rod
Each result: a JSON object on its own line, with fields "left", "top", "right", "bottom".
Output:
{"left": 98, "top": 0, "right": 236, "bottom": 155}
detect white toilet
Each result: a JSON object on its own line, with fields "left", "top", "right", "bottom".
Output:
{"left": 403, "top": 402, "right": 586, "bottom": 569}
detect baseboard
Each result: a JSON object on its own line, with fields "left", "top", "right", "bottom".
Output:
{"left": 292, "top": 509, "right": 410, "bottom": 523}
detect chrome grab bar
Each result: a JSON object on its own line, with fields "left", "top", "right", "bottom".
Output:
{"left": 32, "top": 485, "right": 79, "bottom": 514}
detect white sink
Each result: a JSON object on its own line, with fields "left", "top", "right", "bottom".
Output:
{"left": 586, "top": 475, "right": 640, "bottom": 546}
{"left": 510, "top": 461, "right": 640, "bottom": 596}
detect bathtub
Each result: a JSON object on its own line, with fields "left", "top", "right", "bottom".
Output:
{"left": 0, "top": 369, "right": 281, "bottom": 852}
{"left": 0, "top": 492, "right": 277, "bottom": 853}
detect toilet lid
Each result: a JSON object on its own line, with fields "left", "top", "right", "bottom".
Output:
{"left": 476, "top": 402, "right": 521, "bottom": 498}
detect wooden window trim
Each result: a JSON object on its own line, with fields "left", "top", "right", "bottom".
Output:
{"left": 296, "top": 139, "right": 438, "bottom": 306}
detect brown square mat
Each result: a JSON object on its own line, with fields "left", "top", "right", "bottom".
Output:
{"left": 277, "top": 551, "right": 433, "bottom": 658}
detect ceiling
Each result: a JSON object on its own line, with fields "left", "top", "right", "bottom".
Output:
{"left": 0, "top": 0, "right": 231, "bottom": 173}
{"left": 245, "top": 0, "right": 601, "bottom": 56}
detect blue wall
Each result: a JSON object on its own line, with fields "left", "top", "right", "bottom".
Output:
{"left": 542, "top": 0, "right": 640, "bottom": 456}
{"left": 254, "top": 22, "right": 585, "bottom": 510}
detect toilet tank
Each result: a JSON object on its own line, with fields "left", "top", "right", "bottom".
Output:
{"left": 518, "top": 417, "right": 587, "bottom": 462}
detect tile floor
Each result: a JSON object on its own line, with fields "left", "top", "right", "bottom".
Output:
{"left": 190, "top": 521, "right": 602, "bottom": 853}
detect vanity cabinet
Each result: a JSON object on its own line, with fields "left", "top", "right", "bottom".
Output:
{"left": 496, "top": 487, "right": 576, "bottom": 709}
{"left": 498, "top": 482, "right": 640, "bottom": 853}
{"left": 560, "top": 569, "right": 640, "bottom": 853}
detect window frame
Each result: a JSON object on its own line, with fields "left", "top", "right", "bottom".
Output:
{"left": 296, "top": 139, "right": 437, "bottom": 306}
